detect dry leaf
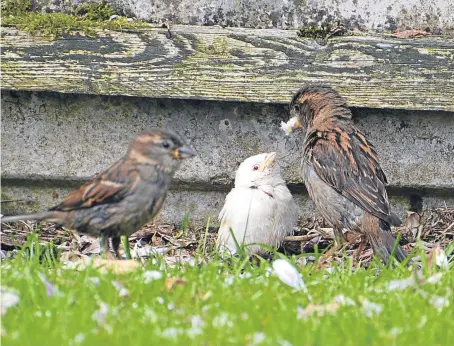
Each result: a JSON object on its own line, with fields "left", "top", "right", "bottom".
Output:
{"left": 91, "top": 259, "right": 141, "bottom": 274}
{"left": 165, "top": 278, "right": 186, "bottom": 291}
{"left": 392, "top": 29, "right": 430, "bottom": 39}
{"left": 297, "top": 303, "right": 339, "bottom": 319}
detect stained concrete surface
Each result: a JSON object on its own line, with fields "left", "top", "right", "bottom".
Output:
{"left": 1, "top": 90, "right": 453, "bottom": 224}
{"left": 32, "top": 0, "right": 454, "bottom": 32}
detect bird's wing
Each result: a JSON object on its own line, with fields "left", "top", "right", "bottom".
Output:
{"left": 305, "top": 127, "right": 392, "bottom": 222}
{"left": 51, "top": 159, "right": 139, "bottom": 211}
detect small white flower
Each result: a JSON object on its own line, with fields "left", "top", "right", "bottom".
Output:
{"left": 186, "top": 315, "right": 204, "bottom": 338}
{"left": 280, "top": 116, "right": 300, "bottom": 135}
{"left": 74, "top": 333, "right": 85, "bottom": 344}
{"left": 1, "top": 287, "right": 20, "bottom": 315}
{"left": 430, "top": 295, "right": 449, "bottom": 312}
{"left": 92, "top": 302, "right": 109, "bottom": 325}
{"left": 161, "top": 327, "right": 181, "bottom": 340}
{"left": 156, "top": 297, "right": 165, "bottom": 304}
{"left": 88, "top": 277, "right": 100, "bottom": 286}
{"left": 212, "top": 313, "right": 233, "bottom": 328}
{"left": 427, "top": 273, "right": 443, "bottom": 284}
{"left": 417, "top": 315, "right": 427, "bottom": 328}
{"left": 334, "top": 295, "right": 355, "bottom": 306}
{"left": 272, "top": 259, "right": 307, "bottom": 292}
{"left": 388, "top": 327, "right": 402, "bottom": 338}
{"left": 224, "top": 276, "right": 234, "bottom": 287}
{"left": 361, "top": 299, "right": 382, "bottom": 317}
{"left": 277, "top": 339, "right": 293, "bottom": 346}
{"left": 251, "top": 332, "right": 266, "bottom": 346}
{"left": 143, "top": 270, "right": 163, "bottom": 283}
{"left": 387, "top": 276, "right": 415, "bottom": 291}
{"left": 111, "top": 281, "right": 129, "bottom": 298}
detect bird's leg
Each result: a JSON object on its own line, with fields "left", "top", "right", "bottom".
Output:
{"left": 100, "top": 233, "right": 116, "bottom": 260}
{"left": 317, "top": 228, "right": 346, "bottom": 266}
{"left": 355, "top": 236, "right": 367, "bottom": 262}
{"left": 111, "top": 236, "right": 122, "bottom": 260}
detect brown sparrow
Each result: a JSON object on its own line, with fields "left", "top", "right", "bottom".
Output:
{"left": 216, "top": 152, "right": 298, "bottom": 255}
{"left": 281, "top": 85, "right": 406, "bottom": 263}
{"left": 1, "top": 129, "right": 196, "bottom": 259}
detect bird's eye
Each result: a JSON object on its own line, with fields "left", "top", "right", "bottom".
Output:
{"left": 162, "top": 140, "right": 171, "bottom": 149}
{"left": 252, "top": 164, "right": 259, "bottom": 171}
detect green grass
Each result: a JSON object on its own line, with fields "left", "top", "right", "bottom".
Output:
{"left": 1, "top": 235, "right": 454, "bottom": 346}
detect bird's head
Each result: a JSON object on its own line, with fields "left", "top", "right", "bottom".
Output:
{"left": 234, "top": 152, "right": 283, "bottom": 188}
{"left": 128, "top": 129, "right": 197, "bottom": 172}
{"left": 281, "top": 85, "right": 352, "bottom": 135}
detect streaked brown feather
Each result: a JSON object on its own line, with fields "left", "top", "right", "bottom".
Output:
{"left": 306, "top": 127, "right": 393, "bottom": 224}
{"left": 50, "top": 158, "right": 139, "bottom": 211}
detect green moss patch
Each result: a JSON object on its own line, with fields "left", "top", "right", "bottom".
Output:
{"left": 1, "top": 0, "right": 150, "bottom": 39}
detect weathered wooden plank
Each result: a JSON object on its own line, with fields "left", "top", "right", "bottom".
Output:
{"left": 1, "top": 26, "right": 453, "bottom": 110}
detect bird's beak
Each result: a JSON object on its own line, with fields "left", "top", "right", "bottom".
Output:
{"left": 172, "top": 145, "right": 197, "bottom": 159}
{"left": 259, "top": 152, "right": 277, "bottom": 171}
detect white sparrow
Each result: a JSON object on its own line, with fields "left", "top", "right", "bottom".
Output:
{"left": 217, "top": 152, "right": 298, "bottom": 255}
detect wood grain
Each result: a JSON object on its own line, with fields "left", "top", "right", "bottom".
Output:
{"left": 1, "top": 26, "right": 453, "bottom": 110}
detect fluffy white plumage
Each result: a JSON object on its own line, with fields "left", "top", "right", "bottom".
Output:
{"left": 216, "top": 152, "right": 298, "bottom": 255}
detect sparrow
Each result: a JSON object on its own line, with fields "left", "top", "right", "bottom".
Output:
{"left": 1, "top": 129, "right": 196, "bottom": 259}
{"left": 216, "top": 152, "right": 298, "bottom": 255}
{"left": 281, "top": 85, "right": 406, "bottom": 264}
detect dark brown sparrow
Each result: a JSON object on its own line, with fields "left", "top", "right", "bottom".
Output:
{"left": 281, "top": 85, "right": 406, "bottom": 264}
{"left": 1, "top": 129, "right": 196, "bottom": 259}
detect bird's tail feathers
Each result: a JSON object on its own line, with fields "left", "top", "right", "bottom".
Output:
{"left": 366, "top": 216, "right": 407, "bottom": 264}
{"left": 1, "top": 211, "right": 61, "bottom": 224}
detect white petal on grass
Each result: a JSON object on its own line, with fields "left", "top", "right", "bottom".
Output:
{"left": 427, "top": 273, "right": 443, "bottom": 284}
{"left": 1, "top": 287, "right": 19, "bottom": 315}
{"left": 387, "top": 276, "right": 416, "bottom": 291}
{"left": 111, "top": 281, "right": 129, "bottom": 298}
{"left": 334, "top": 295, "right": 356, "bottom": 306}
{"left": 74, "top": 333, "right": 85, "bottom": 344}
{"left": 143, "top": 270, "right": 163, "bottom": 283}
{"left": 361, "top": 299, "right": 383, "bottom": 317}
{"left": 388, "top": 271, "right": 442, "bottom": 291}
{"left": 92, "top": 302, "right": 109, "bottom": 328}
{"left": 429, "top": 295, "right": 449, "bottom": 312}
{"left": 417, "top": 316, "right": 427, "bottom": 328}
{"left": 224, "top": 276, "right": 234, "bottom": 287}
{"left": 187, "top": 315, "right": 204, "bottom": 338}
{"left": 143, "top": 307, "right": 158, "bottom": 323}
{"left": 251, "top": 332, "right": 266, "bottom": 346}
{"left": 212, "top": 312, "right": 233, "bottom": 329}
{"left": 277, "top": 338, "right": 293, "bottom": 346}
{"left": 161, "top": 327, "right": 182, "bottom": 340}
{"left": 388, "top": 327, "right": 402, "bottom": 338}
{"left": 272, "top": 259, "right": 307, "bottom": 292}
{"left": 434, "top": 247, "right": 449, "bottom": 270}
{"left": 38, "top": 273, "right": 56, "bottom": 297}
{"left": 297, "top": 303, "right": 340, "bottom": 319}
{"left": 88, "top": 277, "right": 100, "bottom": 286}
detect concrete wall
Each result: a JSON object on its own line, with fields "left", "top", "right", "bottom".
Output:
{"left": 2, "top": 90, "right": 453, "bottom": 225}
{"left": 33, "top": 0, "right": 454, "bottom": 32}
